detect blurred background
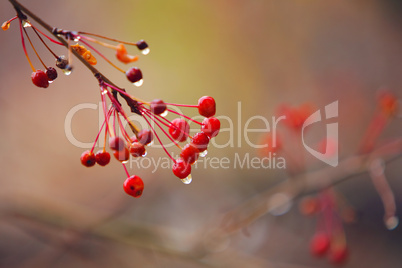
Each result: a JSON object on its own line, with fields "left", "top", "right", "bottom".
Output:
{"left": 0, "top": 0, "right": 402, "bottom": 267}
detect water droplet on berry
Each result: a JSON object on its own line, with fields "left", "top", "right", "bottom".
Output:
{"left": 22, "top": 21, "right": 31, "bottom": 28}
{"left": 73, "top": 36, "right": 81, "bottom": 42}
{"left": 147, "top": 140, "right": 154, "bottom": 146}
{"left": 141, "top": 48, "right": 150, "bottom": 55}
{"left": 48, "top": 80, "right": 54, "bottom": 84}
{"left": 142, "top": 151, "right": 147, "bottom": 157}
{"left": 101, "top": 89, "right": 108, "bottom": 95}
{"left": 62, "top": 68, "right": 72, "bottom": 75}
{"left": 134, "top": 79, "right": 143, "bottom": 87}
{"left": 199, "top": 150, "right": 208, "bottom": 157}
{"left": 180, "top": 174, "right": 192, "bottom": 184}
{"left": 160, "top": 110, "right": 168, "bottom": 117}
{"left": 385, "top": 216, "right": 399, "bottom": 230}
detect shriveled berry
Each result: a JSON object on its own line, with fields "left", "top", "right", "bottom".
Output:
{"left": 201, "top": 117, "right": 220, "bottom": 138}
{"left": 172, "top": 158, "right": 191, "bottom": 179}
{"left": 191, "top": 132, "right": 210, "bottom": 152}
{"left": 137, "top": 129, "right": 153, "bottom": 145}
{"left": 123, "top": 175, "right": 144, "bottom": 198}
{"left": 95, "top": 150, "right": 111, "bottom": 166}
{"left": 136, "top": 40, "right": 148, "bottom": 50}
{"left": 109, "top": 136, "right": 126, "bottom": 151}
{"left": 31, "top": 70, "right": 49, "bottom": 88}
{"left": 56, "top": 55, "right": 68, "bottom": 69}
{"left": 150, "top": 99, "right": 167, "bottom": 115}
{"left": 46, "top": 67, "right": 58, "bottom": 81}
{"left": 113, "top": 147, "right": 130, "bottom": 162}
{"left": 126, "top": 67, "right": 143, "bottom": 83}
{"left": 329, "top": 246, "right": 348, "bottom": 265}
{"left": 180, "top": 144, "right": 199, "bottom": 164}
{"left": 129, "top": 142, "right": 146, "bottom": 157}
{"left": 169, "top": 118, "right": 190, "bottom": 142}
{"left": 80, "top": 150, "right": 96, "bottom": 167}
{"left": 310, "top": 232, "right": 331, "bottom": 257}
{"left": 198, "top": 96, "right": 216, "bottom": 117}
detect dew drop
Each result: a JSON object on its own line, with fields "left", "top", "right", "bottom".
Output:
{"left": 385, "top": 216, "right": 399, "bottom": 230}
{"left": 122, "top": 159, "right": 129, "bottom": 164}
{"left": 180, "top": 174, "right": 192, "bottom": 184}
{"left": 22, "top": 21, "right": 31, "bottom": 28}
{"left": 141, "top": 48, "right": 150, "bottom": 55}
{"left": 199, "top": 150, "right": 208, "bottom": 157}
{"left": 101, "top": 89, "right": 108, "bottom": 95}
{"left": 48, "top": 80, "right": 54, "bottom": 84}
{"left": 147, "top": 140, "right": 154, "bottom": 146}
{"left": 142, "top": 151, "right": 147, "bottom": 157}
{"left": 134, "top": 79, "right": 143, "bottom": 87}
{"left": 73, "top": 36, "right": 81, "bottom": 42}
{"left": 160, "top": 110, "right": 168, "bottom": 117}
{"left": 62, "top": 69, "right": 72, "bottom": 75}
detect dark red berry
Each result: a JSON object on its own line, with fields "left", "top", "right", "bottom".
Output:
{"left": 137, "top": 129, "right": 153, "bottom": 145}
{"left": 169, "top": 118, "right": 190, "bottom": 142}
{"left": 191, "top": 132, "right": 210, "bottom": 152}
{"left": 109, "top": 136, "right": 126, "bottom": 151}
{"left": 46, "top": 67, "right": 58, "bottom": 81}
{"left": 310, "top": 232, "right": 331, "bottom": 257}
{"left": 329, "top": 246, "right": 348, "bottom": 265}
{"left": 56, "top": 55, "right": 68, "bottom": 69}
{"left": 180, "top": 144, "right": 199, "bottom": 164}
{"left": 201, "top": 117, "right": 220, "bottom": 138}
{"left": 31, "top": 70, "right": 49, "bottom": 88}
{"left": 172, "top": 158, "right": 191, "bottom": 179}
{"left": 198, "top": 96, "right": 216, "bottom": 118}
{"left": 129, "top": 142, "right": 146, "bottom": 157}
{"left": 126, "top": 67, "right": 143, "bottom": 83}
{"left": 123, "top": 175, "right": 144, "bottom": 198}
{"left": 136, "top": 40, "right": 148, "bottom": 50}
{"left": 150, "top": 99, "right": 167, "bottom": 115}
{"left": 113, "top": 147, "right": 130, "bottom": 162}
{"left": 80, "top": 150, "right": 96, "bottom": 167}
{"left": 95, "top": 150, "right": 111, "bottom": 166}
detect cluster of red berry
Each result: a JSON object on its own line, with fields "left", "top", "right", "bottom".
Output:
{"left": 299, "top": 194, "right": 351, "bottom": 265}
{"left": 3, "top": 2, "right": 220, "bottom": 198}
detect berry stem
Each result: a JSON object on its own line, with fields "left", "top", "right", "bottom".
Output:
{"left": 164, "top": 103, "right": 198, "bottom": 108}
{"left": 23, "top": 26, "right": 47, "bottom": 69}
{"left": 79, "top": 39, "right": 125, "bottom": 73}
{"left": 167, "top": 108, "right": 202, "bottom": 125}
{"left": 103, "top": 82, "right": 148, "bottom": 105}
{"left": 78, "top": 31, "right": 140, "bottom": 46}
{"left": 143, "top": 115, "right": 176, "bottom": 162}
{"left": 19, "top": 20, "right": 35, "bottom": 72}
{"left": 32, "top": 26, "right": 58, "bottom": 58}
{"left": 79, "top": 35, "right": 118, "bottom": 50}
{"left": 142, "top": 109, "right": 182, "bottom": 149}
{"left": 90, "top": 114, "right": 108, "bottom": 153}
{"left": 31, "top": 24, "right": 63, "bottom": 46}
{"left": 122, "top": 163, "right": 130, "bottom": 177}
{"left": 116, "top": 112, "right": 132, "bottom": 143}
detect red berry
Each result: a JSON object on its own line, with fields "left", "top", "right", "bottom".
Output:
{"left": 169, "top": 118, "right": 189, "bottom": 142}
{"left": 310, "top": 232, "right": 331, "bottom": 257}
{"left": 198, "top": 96, "right": 216, "bottom": 117}
{"left": 123, "top": 175, "right": 144, "bottom": 198}
{"left": 180, "top": 144, "right": 199, "bottom": 164}
{"left": 31, "top": 70, "right": 49, "bottom": 88}
{"left": 201, "top": 117, "right": 220, "bottom": 138}
{"left": 129, "top": 142, "right": 146, "bottom": 157}
{"left": 172, "top": 158, "right": 191, "bottom": 179}
{"left": 46, "top": 67, "right": 58, "bottom": 81}
{"left": 109, "top": 136, "right": 126, "bottom": 151}
{"left": 150, "top": 99, "right": 167, "bottom": 115}
{"left": 329, "top": 246, "right": 348, "bottom": 265}
{"left": 137, "top": 129, "right": 153, "bottom": 145}
{"left": 113, "top": 146, "right": 130, "bottom": 162}
{"left": 126, "top": 67, "right": 143, "bottom": 83}
{"left": 95, "top": 150, "right": 111, "bottom": 166}
{"left": 191, "top": 132, "right": 210, "bottom": 152}
{"left": 80, "top": 150, "right": 96, "bottom": 167}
